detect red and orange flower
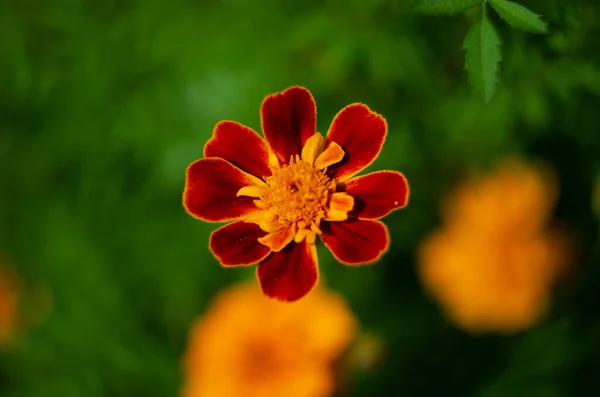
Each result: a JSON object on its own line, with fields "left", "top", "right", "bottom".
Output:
{"left": 183, "top": 86, "right": 409, "bottom": 301}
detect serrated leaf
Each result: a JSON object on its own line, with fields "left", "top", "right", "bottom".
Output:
{"left": 412, "top": 0, "right": 481, "bottom": 15}
{"left": 489, "top": 0, "right": 548, "bottom": 33}
{"left": 463, "top": 9, "right": 502, "bottom": 102}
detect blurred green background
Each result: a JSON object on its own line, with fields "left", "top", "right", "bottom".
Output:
{"left": 1, "top": 0, "right": 600, "bottom": 396}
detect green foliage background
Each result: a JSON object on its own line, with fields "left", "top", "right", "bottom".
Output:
{"left": 1, "top": 0, "right": 599, "bottom": 395}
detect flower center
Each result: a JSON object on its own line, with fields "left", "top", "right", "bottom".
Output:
{"left": 237, "top": 133, "right": 352, "bottom": 247}
{"left": 259, "top": 155, "right": 335, "bottom": 230}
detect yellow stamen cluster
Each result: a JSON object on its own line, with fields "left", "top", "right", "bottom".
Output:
{"left": 258, "top": 155, "right": 335, "bottom": 232}
{"left": 238, "top": 133, "right": 352, "bottom": 249}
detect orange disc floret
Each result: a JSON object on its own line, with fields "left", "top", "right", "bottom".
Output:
{"left": 258, "top": 156, "right": 335, "bottom": 231}
{"left": 418, "top": 158, "right": 570, "bottom": 334}
{"left": 181, "top": 282, "right": 357, "bottom": 397}
{"left": 183, "top": 86, "right": 409, "bottom": 301}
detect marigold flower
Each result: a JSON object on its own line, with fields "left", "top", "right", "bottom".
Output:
{"left": 418, "top": 159, "right": 569, "bottom": 334}
{"left": 181, "top": 282, "right": 357, "bottom": 397}
{"left": 183, "top": 86, "right": 409, "bottom": 301}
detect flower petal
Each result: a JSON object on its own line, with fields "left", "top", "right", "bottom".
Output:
{"left": 320, "top": 219, "right": 389, "bottom": 265}
{"left": 301, "top": 133, "right": 325, "bottom": 165}
{"left": 236, "top": 185, "right": 267, "bottom": 198}
{"left": 258, "top": 226, "right": 295, "bottom": 252}
{"left": 314, "top": 141, "right": 344, "bottom": 170}
{"left": 261, "top": 86, "right": 317, "bottom": 165}
{"left": 326, "top": 192, "right": 354, "bottom": 221}
{"left": 295, "top": 228, "right": 317, "bottom": 244}
{"left": 324, "top": 104, "right": 387, "bottom": 181}
{"left": 344, "top": 171, "right": 409, "bottom": 219}
{"left": 209, "top": 221, "right": 271, "bottom": 266}
{"left": 256, "top": 242, "right": 319, "bottom": 302}
{"left": 204, "top": 121, "right": 271, "bottom": 179}
{"left": 183, "top": 158, "right": 263, "bottom": 222}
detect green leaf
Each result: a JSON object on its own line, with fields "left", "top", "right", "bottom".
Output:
{"left": 488, "top": 0, "right": 548, "bottom": 33}
{"left": 412, "top": 0, "right": 481, "bottom": 15}
{"left": 463, "top": 6, "right": 502, "bottom": 102}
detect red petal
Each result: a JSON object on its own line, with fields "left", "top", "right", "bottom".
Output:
{"left": 320, "top": 219, "right": 389, "bottom": 265}
{"left": 209, "top": 221, "right": 271, "bottom": 266}
{"left": 204, "top": 121, "right": 271, "bottom": 179}
{"left": 344, "top": 171, "right": 409, "bottom": 219}
{"left": 261, "top": 86, "right": 317, "bottom": 165}
{"left": 183, "top": 158, "right": 261, "bottom": 222}
{"left": 324, "top": 104, "right": 387, "bottom": 181}
{"left": 256, "top": 242, "right": 319, "bottom": 302}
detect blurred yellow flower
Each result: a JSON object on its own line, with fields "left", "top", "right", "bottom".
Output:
{"left": 181, "top": 283, "right": 357, "bottom": 397}
{"left": 418, "top": 159, "right": 570, "bottom": 334}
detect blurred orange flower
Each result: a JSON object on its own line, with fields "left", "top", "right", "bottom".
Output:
{"left": 0, "top": 267, "right": 21, "bottom": 347}
{"left": 418, "top": 159, "right": 570, "bottom": 334}
{"left": 181, "top": 283, "right": 357, "bottom": 397}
